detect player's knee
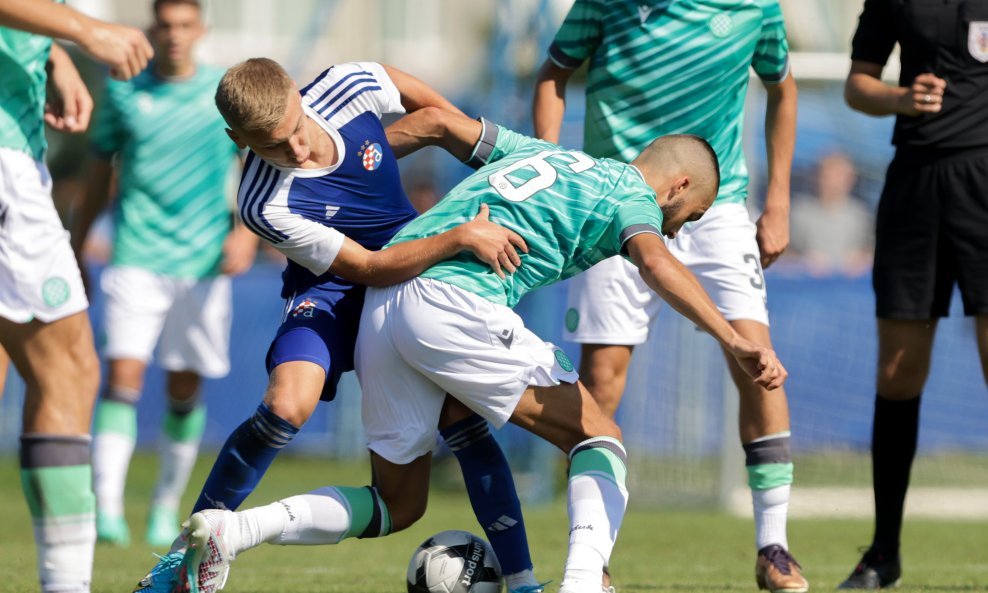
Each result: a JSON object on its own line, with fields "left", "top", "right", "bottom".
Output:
{"left": 381, "top": 489, "right": 427, "bottom": 533}
{"left": 167, "top": 371, "right": 201, "bottom": 402}
{"left": 877, "top": 359, "right": 929, "bottom": 397}
{"left": 263, "top": 386, "right": 318, "bottom": 428}
{"left": 67, "top": 340, "right": 100, "bottom": 403}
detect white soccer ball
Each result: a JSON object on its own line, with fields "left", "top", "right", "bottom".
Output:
{"left": 406, "top": 530, "right": 503, "bottom": 593}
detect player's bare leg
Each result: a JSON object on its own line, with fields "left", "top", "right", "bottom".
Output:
{"left": 720, "top": 319, "right": 805, "bottom": 593}
{"left": 0, "top": 343, "right": 9, "bottom": 400}
{"left": 1, "top": 311, "right": 100, "bottom": 593}
{"left": 578, "top": 344, "right": 634, "bottom": 419}
{"left": 262, "top": 360, "right": 325, "bottom": 425}
{"left": 977, "top": 316, "right": 988, "bottom": 386}
{"left": 839, "top": 320, "right": 937, "bottom": 590}
{"left": 92, "top": 357, "right": 148, "bottom": 545}
{"left": 147, "top": 370, "right": 206, "bottom": 547}
{"left": 511, "top": 381, "right": 627, "bottom": 593}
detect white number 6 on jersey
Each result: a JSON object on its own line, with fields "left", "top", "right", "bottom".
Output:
{"left": 488, "top": 150, "right": 596, "bottom": 202}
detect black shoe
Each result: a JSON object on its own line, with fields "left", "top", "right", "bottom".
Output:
{"left": 837, "top": 547, "right": 901, "bottom": 589}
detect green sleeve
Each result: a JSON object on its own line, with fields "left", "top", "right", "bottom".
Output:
{"left": 547, "top": 0, "right": 603, "bottom": 69}
{"left": 606, "top": 198, "right": 664, "bottom": 256}
{"left": 88, "top": 81, "right": 126, "bottom": 157}
{"left": 751, "top": 0, "right": 791, "bottom": 83}
{"left": 490, "top": 126, "right": 552, "bottom": 161}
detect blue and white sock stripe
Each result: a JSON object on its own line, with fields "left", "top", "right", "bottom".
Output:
{"left": 248, "top": 404, "right": 298, "bottom": 449}
{"left": 568, "top": 436, "right": 627, "bottom": 464}
{"left": 442, "top": 416, "right": 491, "bottom": 452}
{"left": 239, "top": 159, "right": 288, "bottom": 244}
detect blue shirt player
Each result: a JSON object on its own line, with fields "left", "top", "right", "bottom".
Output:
{"left": 137, "top": 59, "right": 546, "bottom": 593}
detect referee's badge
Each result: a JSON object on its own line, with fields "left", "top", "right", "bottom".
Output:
{"left": 969, "top": 21, "right": 988, "bottom": 63}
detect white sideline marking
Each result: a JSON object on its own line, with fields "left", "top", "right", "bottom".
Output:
{"left": 728, "top": 487, "right": 988, "bottom": 519}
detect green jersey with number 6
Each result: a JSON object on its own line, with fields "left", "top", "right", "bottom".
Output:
{"left": 388, "top": 125, "right": 664, "bottom": 307}
{"left": 547, "top": 0, "right": 790, "bottom": 205}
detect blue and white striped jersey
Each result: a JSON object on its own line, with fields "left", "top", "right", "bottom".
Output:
{"left": 237, "top": 62, "right": 417, "bottom": 298}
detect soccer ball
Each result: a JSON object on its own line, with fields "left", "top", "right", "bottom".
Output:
{"left": 407, "top": 530, "right": 503, "bottom": 593}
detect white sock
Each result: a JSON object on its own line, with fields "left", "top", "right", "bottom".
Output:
{"left": 237, "top": 487, "right": 360, "bottom": 552}
{"left": 93, "top": 432, "right": 135, "bottom": 518}
{"left": 561, "top": 438, "right": 629, "bottom": 592}
{"left": 152, "top": 440, "right": 199, "bottom": 511}
{"left": 504, "top": 569, "right": 538, "bottom": 591}
{"left": 752, "top": 484, "right": 790, "bottom": 550}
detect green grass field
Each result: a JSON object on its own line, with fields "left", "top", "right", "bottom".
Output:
{"left": 2, "top": 453, "right": 985, "bottom": 592}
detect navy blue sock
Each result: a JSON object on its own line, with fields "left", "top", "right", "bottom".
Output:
{"left": 192, "top": 403, "right": 298, "bottom": 513}
{"left": 440, "top": 414, "right": 532, "bottom": 575}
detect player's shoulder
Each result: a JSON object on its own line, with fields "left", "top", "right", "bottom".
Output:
{"left": 300, "top": 62, "right": 387, "bottom": 97}
{"left": 752, "top": 0, "right": 784, "bottom": 19}
{"left": 197, "top": 63, "right": 226, "bottom": 85}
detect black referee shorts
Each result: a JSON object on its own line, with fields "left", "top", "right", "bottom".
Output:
{"left": 874, "top": 146, "right": 988, "bottom": 319}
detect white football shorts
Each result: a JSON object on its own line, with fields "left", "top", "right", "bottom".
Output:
{"left": 0, "top": 147, "right": 89, "bottom": 324}
{"left": 101, "top": 265, "right": 232, "bottom": 378}
{"left": 565, "top": 202, "right": 769, "bottom": 345}
{"left": 356, "top": 277, "right": 579, "bottom": 464}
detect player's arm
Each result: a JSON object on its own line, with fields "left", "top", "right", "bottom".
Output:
{"left": 845, "top": 61, "right": 946, "bottom": 117}
{"left": 382, "top": 64, "right": 465, "bottom": 117}
{"left": 0, "top": 0, "right": 152, "bottom": 80}
{"left": 626, "top": 232, "right": 787, "bottom": 390}
{"left": 330, "top": 204, "right": 526, "bottom": 286}
{"left": 386, "top": 107, "right": 483, "bottom": 160}
{"left": 756, "top": 72, "right": 797, "bottom": 269}
{"left": 44, "top": 43, "right": 93, "bottom": 133}
{"left": 532, "top": 59, "right": 576, "bottom": 143}
{"left": 69, "top": 156, "right": 114, "bottom": 292}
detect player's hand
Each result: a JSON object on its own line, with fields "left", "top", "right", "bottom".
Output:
{"left": 220, "top": 226, "right": 259, "bottom": 276}
{"left": 755, "top": 201, "right": 789, "bottom": 269}
{"left": 728, "top": 337, "right": 787, "bottom": 391}
{"left": 78, "top": 20, "right": 153, "bottom": 81}
{"left": 458, "top": 203, "right": 528, "bottom": 279}
{"left": 898, "top": 73, "right": 946, "bottom": 116}
{"left": 44, "top": 48, "right": 93, "bottom": 133}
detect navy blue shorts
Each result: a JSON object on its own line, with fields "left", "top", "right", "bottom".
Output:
{"left": 265, "top": 285, "right": 365, "bottom": 401}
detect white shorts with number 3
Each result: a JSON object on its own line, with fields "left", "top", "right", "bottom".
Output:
{"left": 564, "top": 202, "right": 768, "bottom": 345}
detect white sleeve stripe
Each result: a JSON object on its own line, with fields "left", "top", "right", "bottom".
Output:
{"left": 305, "top": 69, "right": 374, "bottom": 111}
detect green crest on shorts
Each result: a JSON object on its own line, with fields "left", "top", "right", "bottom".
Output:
{"left": 42, "top": 277, "right": 70, "bottom": 307}
{"left": 565, "top": 308, "right": 580, "bottom": 332}
{"left": 554, "top": 348, "right": 575, "bottom": 372}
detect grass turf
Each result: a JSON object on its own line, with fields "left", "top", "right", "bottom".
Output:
{"left": 1, "top": 453, "right": 985, "bottom": 592}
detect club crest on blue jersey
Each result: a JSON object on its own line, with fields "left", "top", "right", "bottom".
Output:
{"left": 291, "top": 298, "right": 318, "bottom": 318}
{"left": 359, "top": 140, "right": 384, "bottom": 171}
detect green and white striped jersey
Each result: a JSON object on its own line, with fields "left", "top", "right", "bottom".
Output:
{"left": 548, "top": 0, "right": 790, "bottom": 205}
{"left": 389, "top": 125, "right": 663, "bottom": 307}
{"left": 0, "top": 25, "right": 54, "bottom": 161}
{"left": 90, "top": 65, "right": 239, "bottom": 279}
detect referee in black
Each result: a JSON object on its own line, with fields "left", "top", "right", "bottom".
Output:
{"left": 841, "top": 0, "right": 988, "bottom": 589}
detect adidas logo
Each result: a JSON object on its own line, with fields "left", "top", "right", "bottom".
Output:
{"left": 487, "top": 515, "right": 518, "bottom": 532}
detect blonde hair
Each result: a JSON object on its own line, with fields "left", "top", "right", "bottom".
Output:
{"left": 215, "top": 58, "right": 294, "bottom": 133}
